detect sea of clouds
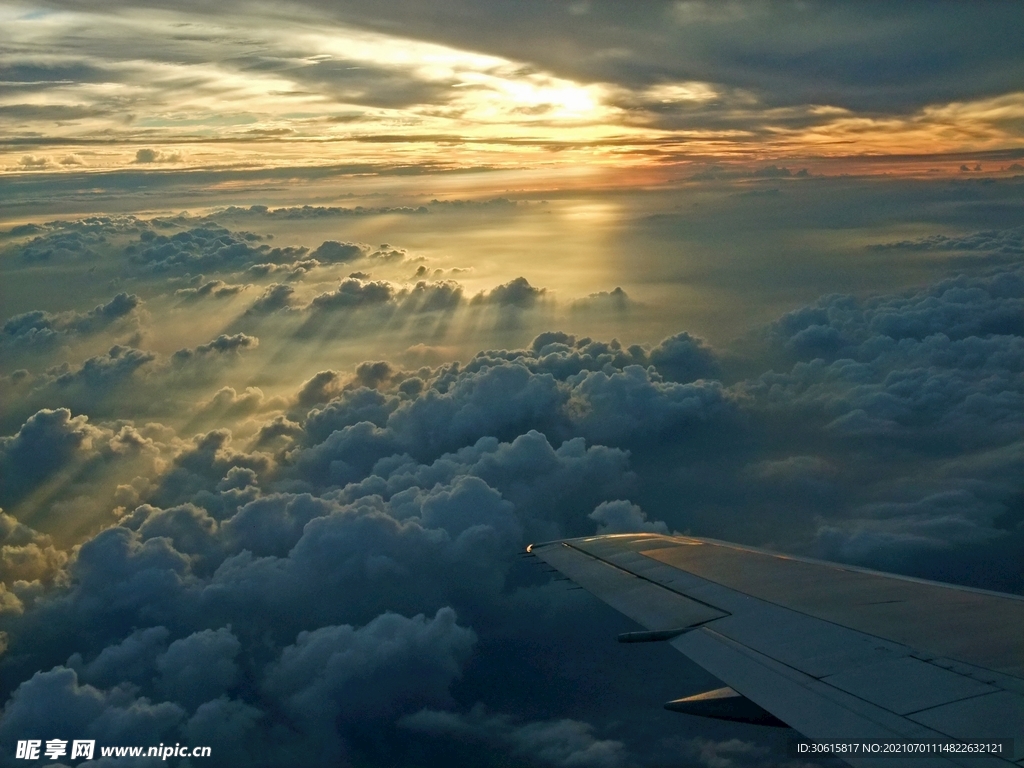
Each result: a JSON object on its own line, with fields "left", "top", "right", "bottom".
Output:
{"left": 1, "top": 212, "right": 1022, "bottom": 766}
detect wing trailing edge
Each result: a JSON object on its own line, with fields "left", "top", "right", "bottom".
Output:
{"left": 529, "top": 534, "right": 1024, "bottom": 767}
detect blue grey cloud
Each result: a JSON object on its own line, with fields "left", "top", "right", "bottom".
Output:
{"left": 1, "top": 202, "right": 1023, "bottom": 766}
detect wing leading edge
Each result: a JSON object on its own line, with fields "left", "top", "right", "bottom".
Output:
{"left": 528, "top": 534, "right": 1024, "bottom": 767}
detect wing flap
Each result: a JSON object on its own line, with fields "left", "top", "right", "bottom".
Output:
{"left": 640, "top": 538, "right": 1024, "bottom": 678}
{"left": 909, "top": 691, "right": 1024, "bottom": 749}
{"left": 532, "top": 541, "right": 727, "bottom": 630}
{"left": 672, "top": 626, "right": 1011, "bottom": 768}
{"left": 707, "top": 606, "right": 911, "bottom": 678}
{"left": 821, "top": 656, "right": 999, "bottom": 715}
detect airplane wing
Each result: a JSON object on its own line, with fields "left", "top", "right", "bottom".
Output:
{"left": 527, "top": 534, "right": 1024, "bottom": 767}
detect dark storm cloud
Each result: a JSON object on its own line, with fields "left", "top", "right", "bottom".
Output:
{"left": 67, "top": 626, "right": 171, "bottom": 688}
{"left": 0, "top": 471, "right": 528, "bottom": 761}
{"left": 0, "top": 424, "right": 640, "bottom": 761}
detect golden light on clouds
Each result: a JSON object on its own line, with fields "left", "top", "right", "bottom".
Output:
{"left": 2, "top": 3, "right": 1023, "bottom": 178}
{"left": 644, "top": 81, "right": 719, "bottom": 104}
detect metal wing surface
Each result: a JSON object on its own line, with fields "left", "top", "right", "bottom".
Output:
{"left": 528, "top": 534, "right": 1024, "bottom": 767}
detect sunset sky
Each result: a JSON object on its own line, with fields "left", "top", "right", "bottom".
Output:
{"left": 1, "top": 3, "right": 1023, "bottom": 767}
{"left": 4, "top": 0, "right": 1024, "bottom": 181}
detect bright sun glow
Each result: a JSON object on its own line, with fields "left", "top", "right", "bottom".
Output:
{"left": 2, "top": 3, "right": 1023, "bottom": 176}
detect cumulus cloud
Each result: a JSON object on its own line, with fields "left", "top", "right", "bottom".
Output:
{"left": 869, "top": 225, "right": 1024, "bottom": 262}
{"left": 401, "top": 704, "right": 629, "bottom": 768}
{"left": 3, "top": 217, "right": 150, "bottom": 263}
{"left": 1, "top": 206, "right": 1023, "bottom": 766}
{"left": 308, "top": 277, "right": 395, "bottom": 310}
{"left": 246, "top": 283, "right": 297, "bottom": 314}
{"left": 815, "top": 490, "right": 1006, "bottom": 569}
{"left": 68, "top": 626, "right": 170, "bottom": 688}
{"left": 156, "top": 627, "right": 241, "bottom": 710}
{"left": 649, "top": 331, "right": 721, "bottom": 383}
{"left": 309, "top": 240, "right": 365, "bottom": 263}
{"left": 589, "top": 500, "right": 668, "bottom": 534}
{"left": 2, "top": 293, "right": 141, "bottom": 353}
{"left": 264, "top": 608, "right": 475, "bottom": 724}
{"left": 172, "top": 334, "right": 259, "bottom": 363}
{"left": 30, "top": 346, "right": 156, "bottom": 407}
{"left": 569, "top": 286, "right": 631, "bottom": 312}
{"left": 134, "top": 148, "right": 183, "bottom": 164}
{"left": 0, "top": 409, "right": 104, "bottom": 508}
{"left": 174, "top": 279, "right": 249, "bottom": 300}
{"left": 216, "top": 204, "right": 428, "bottom": 219}
{"left": 293, "top": 370, "right": 346, "bottom": 409}
{"left": 750, "top": 266, "right": 1024, "bottom": 448}
{"left": 751, "top": 164, "right": 792, "bottom": 178}
{"left": 196, "top": 386, "right": 276, "bottom": 423}
{"left": 0, "top": 512, "right": 67, "bottom": 586}
{"left": 0, "top": 666, "right": 184, "bottom": 747}
{"left": 127, "top": 226, "right": 307, "bottom": 273}
{"left": 472, "top": 276, "right": 546, "bottom": 307}
{"left": 687, "top": 737, "right": 764, "bottom": 768}
{"left": 299, "top": 278, "right": 464, "bottom": 321}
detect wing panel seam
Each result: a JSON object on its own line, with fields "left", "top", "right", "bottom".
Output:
{"left": 560, "top": 542, "right": 731, "bottom": 616}
{"left": 637, "top": 549, "right": 1024, "bottom": 692}
{"left": 699, "top": 628, "right": 1007, "bottom": 724}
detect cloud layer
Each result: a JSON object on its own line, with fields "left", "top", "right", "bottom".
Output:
{"left": 3, "top": 3, "right": 1024, "bottom": 176}
{"left": 1, "top": 197, "right": 1023, "bottom": 766}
